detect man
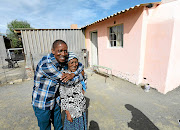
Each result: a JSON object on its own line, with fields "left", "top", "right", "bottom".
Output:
{"left": 32, "top": 40, "right": 84, "bottom": 130}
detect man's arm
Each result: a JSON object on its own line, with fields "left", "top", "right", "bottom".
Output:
{"left": 40, "top": 61, "right": 81, "bottom": 82}
{"left": 40, "top": 62, "right": 62, "bottom": 82}
{"left": 82, "top": 72, "right": 87, "bottom": 91}
{"left": 79, "top": 71, "right": 87, "bottom": 93}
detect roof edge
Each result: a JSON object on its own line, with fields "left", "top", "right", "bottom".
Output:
{"left": 81, "top": 2, "right": 161, "bottom": 29}
{"left": 14, "top": 28, "right": 82, "bottom": 34}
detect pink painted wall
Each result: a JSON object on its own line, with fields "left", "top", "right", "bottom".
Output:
{"left": 85, "top": 7, "right": 145, "bottom": 84}
{"left": 164, "top": 0, "right": 180, "bottom": 93}
{"left": 143, "top": 20, "right": 173, "bottom": 93}
{"left": 143, "top": 0, "right": 180, "bottom": 93}
{"left": 166, "top": 19, "right": 180, "bottom": 93}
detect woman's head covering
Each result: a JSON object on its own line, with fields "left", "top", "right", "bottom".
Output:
{"left": 68, "top": 52, "right": 78, "bottom": 62}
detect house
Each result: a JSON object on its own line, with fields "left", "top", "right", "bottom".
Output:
{"left": 83, "top": 0, "right": 180, "bottom": 94}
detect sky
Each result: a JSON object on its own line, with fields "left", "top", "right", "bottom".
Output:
{"left": 0, "top": 0, "right": 160, "bottom": 34}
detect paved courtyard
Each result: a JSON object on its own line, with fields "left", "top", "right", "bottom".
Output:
{"left": 0, "top": 60, "right": 26, "bottom": 84}
{"left": 0, "top": 69, "right": 179, "bottom": 130}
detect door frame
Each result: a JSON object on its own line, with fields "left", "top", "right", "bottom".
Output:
{"left": 90, "top": 31, "right": 98, "bottom": 66}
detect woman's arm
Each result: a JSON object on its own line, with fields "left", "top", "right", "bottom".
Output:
{"left": 81, "top": 70, "right": 84, "bottom": 76}
{"left": 65, "top": 110, "right": 73, "bottom": 122}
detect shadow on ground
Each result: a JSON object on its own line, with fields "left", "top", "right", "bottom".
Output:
{"left": 85, "top": 96, "right": 100, "bottom": 130}
{"left": 89, "top": 120, "right": 100, "bottom": 130}
{"left": 125, "top": 104, "right": 159, "bottom": 130}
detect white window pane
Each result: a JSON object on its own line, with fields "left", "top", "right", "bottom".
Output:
{"left": 116, "top": 40, "right": 120, "bottom": 46}
{"left": 117, "top": 25, "right": 122, "bottom": 33}
{"left": 112, "top": 26, "right": 117, "bottom": 33}
{"left": 116, "top": 33, "right": 121, "bottom": 41}
{"left": 116, "top": 40, "right": 122, "bottom": 47}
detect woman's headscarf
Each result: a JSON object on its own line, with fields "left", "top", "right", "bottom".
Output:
{"left": 68, "top": 52, "right": 78, "bottom": 62}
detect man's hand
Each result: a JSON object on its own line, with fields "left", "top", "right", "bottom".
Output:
{"left": 65, "top": 110, "right": 73, "bottom": 122}
{"left": 61, "top": 73, "right": 75, "bottom": 82}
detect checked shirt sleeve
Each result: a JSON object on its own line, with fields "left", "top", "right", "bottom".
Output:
{"left": 83, "top": 73, "right": 88, "bottom": 90}
{"left": 80, "top": 72, "right": 88, "bottom": 91}
{"left": 40, "top": 62, "right": 62, "bottom": 81}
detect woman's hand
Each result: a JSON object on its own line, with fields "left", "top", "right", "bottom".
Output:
{"left": 82, "top": 89, "right": 85, "bottom": 95}
{"left": 65, "top": 110, "right": 73, "bottom": 122}
{"left": 81, "top": 70, "right": 84, "bottom": 76}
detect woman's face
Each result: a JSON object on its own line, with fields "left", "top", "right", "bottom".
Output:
{"left": 68, "top": 58, "right": 78, "bottom": 72}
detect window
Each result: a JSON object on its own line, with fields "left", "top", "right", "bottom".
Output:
{"left": 109, "top": 24, "right": 123, "bottom": 47}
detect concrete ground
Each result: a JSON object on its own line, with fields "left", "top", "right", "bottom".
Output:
{"left": 0, "top": 60, "right": 27, "bottom": 84}
{"left": 0, "top": 69, "right": 179, "bottom": 130}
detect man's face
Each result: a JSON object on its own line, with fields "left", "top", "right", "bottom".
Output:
{"left": 52, "top": 43, "right": 68, "bottom": 63}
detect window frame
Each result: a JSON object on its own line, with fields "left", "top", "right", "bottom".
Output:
{"left": 108, "top": 24, "right": 124, "bottom": 48}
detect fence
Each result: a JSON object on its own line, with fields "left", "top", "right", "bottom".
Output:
{"left": 18, "top": 29, "right": 87, "bottom": 76}
{"left": 20, "top": 29, "right": 86, "bottom": 55}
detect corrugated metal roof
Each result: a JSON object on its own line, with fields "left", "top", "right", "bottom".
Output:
{"left": 15, "top": 28, "right": 81, "bottom": 31}
{"left": 81, "top": 2, "right": 161, "bottom": 28}
{"left": 14, "top": 28, "right": 82, "bottom": 34}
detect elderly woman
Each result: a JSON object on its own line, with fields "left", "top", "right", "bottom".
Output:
{"left": 59, "top": 52, "right": 87, "bottom": 130}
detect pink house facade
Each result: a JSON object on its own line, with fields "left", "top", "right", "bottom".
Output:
{"left": 83, "top": 0, "right": 180, "bottom": 94}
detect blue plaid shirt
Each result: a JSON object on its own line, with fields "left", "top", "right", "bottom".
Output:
{"left": 32, "top": 53, "right": 83, "bottom": 110}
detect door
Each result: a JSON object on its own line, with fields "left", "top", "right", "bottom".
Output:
{"left": 90, "top": 31, "right": 98, "bottom": 65}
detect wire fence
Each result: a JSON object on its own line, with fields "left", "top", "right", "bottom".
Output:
{"left": 0, "top": 56, "right": 27, "bottom": 85}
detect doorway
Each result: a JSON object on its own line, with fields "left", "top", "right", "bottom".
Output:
{"left": 90, "top": 31, "right": 98, "bottom": 66}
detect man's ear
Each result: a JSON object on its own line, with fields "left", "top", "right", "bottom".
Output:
{"left": 52, "top": 49, "right": 55, "bottom": 54}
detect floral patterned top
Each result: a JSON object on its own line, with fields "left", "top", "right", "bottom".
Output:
{"left": 59, "top": 70, "right": 87, "bottom": 118}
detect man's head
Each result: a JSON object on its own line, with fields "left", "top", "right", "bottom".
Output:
{"left": 52, "top": 40, "right": 68, "bottom": 63}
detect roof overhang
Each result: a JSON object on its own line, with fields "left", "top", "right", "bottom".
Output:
{"left": 81, "top": 2, "right": 161, "bottom": 28}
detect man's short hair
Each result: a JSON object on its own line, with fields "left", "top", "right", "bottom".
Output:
{"left": 52, "top": 39, "right": 67, "bottom": 50}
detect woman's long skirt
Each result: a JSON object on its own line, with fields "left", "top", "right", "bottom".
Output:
{"left": 63, "top": 112, "right": 87, "bottom": 130}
